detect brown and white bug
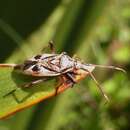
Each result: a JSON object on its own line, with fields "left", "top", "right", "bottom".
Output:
{"left": 0, "top": 41, "right": 126, "bottom": 102}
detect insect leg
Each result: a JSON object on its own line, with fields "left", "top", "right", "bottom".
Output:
{"left": 55, "top": 74, "right": 74, "bottom": 95}
{"left": 0, "top": 64, "right": 21, "bottom": 70}
{"left": 48, "top": 40, "right": 55, "bottom": 53}
{"left": 55, "top": 73, "right": 77, "bottom": 96}
{"left": 22, "top": 78, "right": 49, "bottom": 88}
{"left": 55, "top": 76, "right": 64, "bottom": 96}
{"left": 40, "top": 40, "right": 55, "bottom": 53}
{"left": 0, "top": 63, "right": 17, "bottom": 68}
{"left": 85, "top": 69, "right": 109, "bottom": 102}
{"left": 41, "top": 40, "right": 55, "bottom": 53}
{"left": 3, "top": 89, "right": 17, "bottom": 97}
{"left": 65, "top": 73, "right": 76, "bottom": 86}
{"left": 4, "top": 78, "right": 48, "bottom": 97}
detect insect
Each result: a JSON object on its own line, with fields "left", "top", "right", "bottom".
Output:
{"left": 0, "top": 41, "right": 125, "bottom": 102}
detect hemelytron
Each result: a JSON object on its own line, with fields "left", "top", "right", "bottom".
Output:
{"left": 0, "top": 41, "right": 126, "bottom": 101}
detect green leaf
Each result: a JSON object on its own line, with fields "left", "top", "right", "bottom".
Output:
{"left": 0, "top": 66, "right": 74, "bottom": 119}
{"left": 0, "top": 67, "right": 55, "bottom": 119}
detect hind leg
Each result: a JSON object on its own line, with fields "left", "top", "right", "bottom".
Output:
{"left": 3, "top": 78, "right": 49, "bottom": 97}
{"left": 22, "top": 78, "right": 49, "bottom": 88}
{"left": 41, "top": 40, "right": 55, "bottom": 54}
{"left": 48, "top": 40, "right": 55, "bottom": 53}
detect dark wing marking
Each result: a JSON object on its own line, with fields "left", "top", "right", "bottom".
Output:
{"left": 32, "top": 65, "right": 40, "bottom": 71}
{"left": 34, "top": 55, "right": 42, "bottom": 59}
{"left": 41, "top": 55, "right": 58, "bottom": 60}
{"left": 41, "top": 65, "right": 60, "bottom": 73}
{"left": 23, "top": 60, "right": 37, "bottom": 70}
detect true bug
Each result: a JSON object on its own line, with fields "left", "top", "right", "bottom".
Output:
{"left": 0, "top": 41, "right": 125, "bottom": 102}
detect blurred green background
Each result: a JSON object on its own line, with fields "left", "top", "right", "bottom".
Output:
{"left": 0, "top": 0, "right": 130, "bottom": 130}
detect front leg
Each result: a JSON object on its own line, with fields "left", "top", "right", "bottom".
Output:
{"left": 55, "top": 76, "right": 65, "bottom": 96}
{"left": 65, "top": 73, "right": 77, "bottom": 85}
{"left": 55, "top": 73, "right": 76, "bottom": 95}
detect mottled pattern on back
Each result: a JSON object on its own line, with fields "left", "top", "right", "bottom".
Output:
{"left": 22, "top": 53, "right": 75, "bottom": 76}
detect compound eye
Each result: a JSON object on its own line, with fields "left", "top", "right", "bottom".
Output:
{"left": 32, "top": 65, "right": 40, "bottom": 72}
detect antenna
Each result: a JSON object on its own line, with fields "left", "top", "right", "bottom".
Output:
{"left": 92, "top": 64, "right": 126, "bottom": 73}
